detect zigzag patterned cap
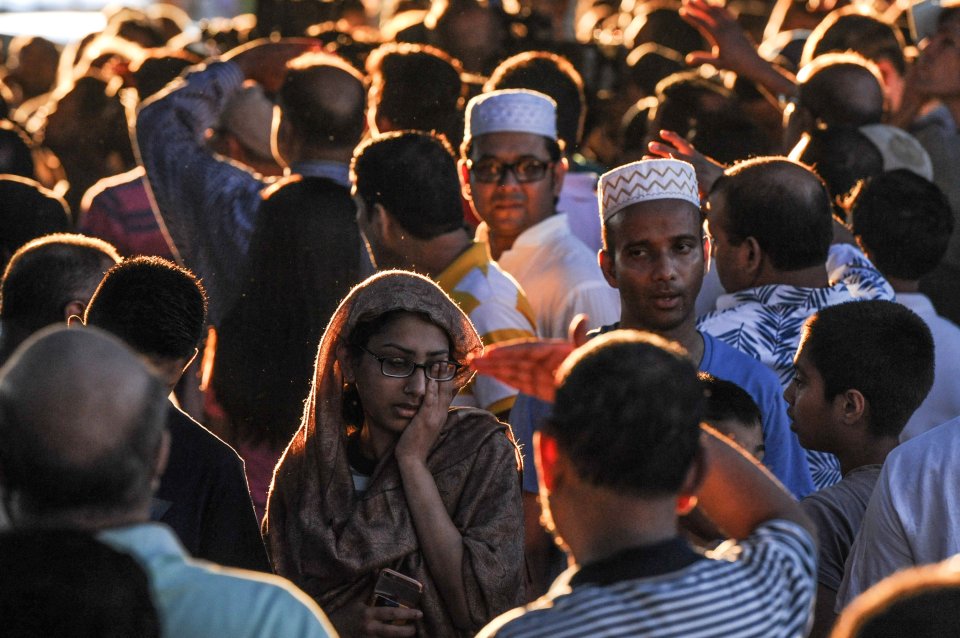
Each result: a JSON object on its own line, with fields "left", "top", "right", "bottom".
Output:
{"left": 599, "top": 159, "right": 700, "bottom": 220}
{"left": 465, "top": 89, "right": 557, "bottom": 141}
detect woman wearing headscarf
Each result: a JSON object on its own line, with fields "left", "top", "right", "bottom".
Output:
{"left": 265, "top": 270, "right": 525, "bottom": 637}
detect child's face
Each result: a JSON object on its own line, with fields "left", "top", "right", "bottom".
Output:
{"left": 783, "top": 347, "right": 841, "bottom": 453}
{"left": 708, "top": 417, "right": 765, "bottom": 462}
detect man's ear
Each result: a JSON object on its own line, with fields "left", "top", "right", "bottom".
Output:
{"left": 63, "top": 300, "right": 86, "bottom": 324}
{"left": 551, "top": 156, "right": 568, "bottom": 197}
{"left": 152, "top": 429, "right": 171, "bottom": 493}
{"left": 534, "top": 431, "right": 560, "bottom": 493}
{"left": 680, "top": 439, "right": 707, "bottom": 498}
{"left": 599, "top": 249, "right": 618, "bottom": 288}
{"left": 742, "top": 236, "right": 764, "bottom": 280}
{"left": 702, "top": 234, "right": 711, "bottom": 277}
{"left": 836, "top": 388, "right": 867, "bottom": 426}
{"left": 458, "top": 159, "right": 473, "bottom": 201}
{"left": 181, "top": 348, "right": 199, "bottom": 375}
{"left": 66, "top": 313, "right": 85, "bottom": 328}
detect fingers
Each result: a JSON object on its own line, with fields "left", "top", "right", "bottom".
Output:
{"left": 362, "top": 605, "right": 421, "bottom": 637}
{"left": 568, "top": 314, "right": 590, "bottom": 347}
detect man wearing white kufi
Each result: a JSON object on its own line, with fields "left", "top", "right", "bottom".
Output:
{"left": 459, "top": 89, "right": 620, "bottom": 339}
{"left": 502, "top": 158, "right": 816, "bottom": 598}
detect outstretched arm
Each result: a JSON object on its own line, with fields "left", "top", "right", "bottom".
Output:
{"left": 681, "top": 0, "right": 797, "bottom": 101}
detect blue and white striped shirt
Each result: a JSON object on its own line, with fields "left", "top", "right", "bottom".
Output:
{"left": 478, "top": 519, "right": 816, "bottom": 638}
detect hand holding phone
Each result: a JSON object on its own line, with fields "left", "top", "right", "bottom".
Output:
{"left": 362, "top": 569, "right": 423, "bottom": 636}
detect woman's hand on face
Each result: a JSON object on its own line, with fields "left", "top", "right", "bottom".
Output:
{"left": 394, "top": 378, "right": 455, "bottom": 464}
{"left": 361, "top": 605, "right": 421, "bottom": 637}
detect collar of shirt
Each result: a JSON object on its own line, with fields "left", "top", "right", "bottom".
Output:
{"left": 99, "top": 522, "right": 187, "bottom": 562}
{"left": 287, "top": 160, "right": 351, "bottom": 188}
{"left": 569, "top": 536, "right": 704, "bottom": 588}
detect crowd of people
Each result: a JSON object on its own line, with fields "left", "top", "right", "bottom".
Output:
{"left": 0, "top": 0, "right": 959, "bottom": 635}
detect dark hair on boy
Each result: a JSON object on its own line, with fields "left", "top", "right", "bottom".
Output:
{"left": 548, "top": 330, "right": 705, "bottom": 496}
{"left": 352, "top": 130, "right": 464, "bottom": 240}
{"left": 279, "top": 53, "right": 366, "bottom": 152}
{"left": 796, "top": 54, "right": 884, "bottom": 128}
{"left": 625, "top": 43, "right": 685, "bottom": 97}
{"left": 699, "top": 373, "right": 763, "bottom": 430}
{"left": 711, "top": 157, "right": 833, "bottom": 271}
{"left": 485, "top": 51, "right": 587, "bottom": 150}
{"left": 0, "top": 233, "right": 120, "bottom": 342}
{"left": 83, "top": 256, "right": 208, "bottom": 361}
{"left": 366, "top": 43, "right": 465, "bottom": 146}
{"left": 798, "top": 126, "right": 884, "bottom": 200}
{"left": 851, "top": 170, "right": 953, "bottom": 281}
{"left": 799, "top": 300, "right": 934, "bottom": 438}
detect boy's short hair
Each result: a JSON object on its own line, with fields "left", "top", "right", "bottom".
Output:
{"left": 852, "top": 169, "right": 953, "bottom": 281}
{"left": 699, "top": 373, "right": 762, "bottom": 429}
{"left": 799, "top": 300, "right": 934, "bottom": 438}
{"left": 83, "top": 256, "right": 207, "bottom": 361}
{"left": 548, "top": 330, "right": 705, "bottom": 497}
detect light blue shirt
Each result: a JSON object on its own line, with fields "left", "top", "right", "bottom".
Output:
{"left": 100, "top": 523, "right": 337, "bottom": 638}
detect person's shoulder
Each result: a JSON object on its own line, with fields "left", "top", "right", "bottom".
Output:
{"left": 890, "top": 416, "right": 960, "bottom": 467}
{"left": 166, "top": 405, "right": 244, "bottom": 468}
{"left": 701, "top": 332, "right": 780, "bottom": 388}
{"left": 178, "top": 561, "right": 335, "bottom": 636}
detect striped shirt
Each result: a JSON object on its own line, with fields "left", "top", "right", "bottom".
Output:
{"left": 478, "top": 519, "right": 816, "bottom": 638}
{"left": 438, "top": 241, "right": 538, "bottom": 416}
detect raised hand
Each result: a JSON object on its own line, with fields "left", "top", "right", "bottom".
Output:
{"left": 647, "top": 129, "right": 726, "bottom": 197}
{"left": 394, "top": 378, "right": 456, "bottom": 463}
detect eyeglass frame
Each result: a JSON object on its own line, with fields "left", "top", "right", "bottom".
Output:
{"left": 353, "top": 344, "right": 463, "bottom": 381}
{"left": 466, "top": 156, "right": 554, "bottom": 184}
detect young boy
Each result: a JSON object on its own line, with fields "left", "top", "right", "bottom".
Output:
{"left": 701, "top": 373, "right": 765, "bottom": 462}
{"left": 786, "top": 300, "right": 934, "bottom": 635}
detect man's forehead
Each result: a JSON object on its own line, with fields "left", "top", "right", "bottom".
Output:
{"left": 471, "top": 131, "right": 550, "bottom": 157}
{"left": 610, "top": 199, "right": 703, "bottom": 237}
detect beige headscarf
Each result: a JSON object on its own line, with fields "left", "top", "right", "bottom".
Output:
{"left": 265, "top": 271, "right": 525, "bottom": 636}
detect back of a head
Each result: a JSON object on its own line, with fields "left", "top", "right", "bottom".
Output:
{"left": 549, "top": 330, "right": 705, "bottom": 496}
{"left": 652, "top": 71, "right": 733, "bottom": 141}
{"left": 366, "top": 43, "right": 465, "bottom": 146}
{"left": 625, "top": 2, "right": 707, "bottom": 56}
{"left": 852, "top": 170, "right": 953, "bottom": 281}
{"left": 0, "top": 529, "right": 160, "bottom": 638}
{"left": 800, "top": 300, "right": 934, "bottom": 438}
{"left": 486, "top": 51, "right": 586, "bottom": 149}
{"left": 0, "top": 175, "right": 71, "bottom": 271}
{"left": 797, "top": 53, "right": 884, "bottom": 128}
{"left": 352, "top": 131, "right": 463, "bottom": 240}
{"left": 802, "top": 7, "right": 906, "bottom": 75}
{"left": 0, "top": 326, "right": 168, "bottom": 521}
{"left": 798, "top": 126, "right": 884, "bottom": 200}
{"left": 131, "top": 52, "right": 200, "bottom": 102}
{"left": 713, "top": 157, "right": 833, "bottom": 271}
{"left": 700, "top": 372, "right": 762, "bottom": 429}
{"left": 832, "top": 557, "right": 960, "bottom": 638}
{"left": 0, "top": 233, "right": 120, "bottom": 361}
{"left": 83, "top": 256, "right": 208, "bottom": 361}
{"left": 626, "top": 43, "right": 686, "bottom": 97}
{"left": 279, "top": 52, "right": 366, "bottom": 152}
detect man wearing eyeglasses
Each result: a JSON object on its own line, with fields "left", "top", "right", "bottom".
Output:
{"left": 459, "top": 89, "right": 620, "bottom": 338}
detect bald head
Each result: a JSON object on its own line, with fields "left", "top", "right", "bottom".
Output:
{"left": 797, "top": 54, "right": 884, "bottom": 128}
{"left": 277, "top": 53, "right": 366, "bottom": 156}
{"left": 0, "top": 326, "right": 168, "bottom": 526}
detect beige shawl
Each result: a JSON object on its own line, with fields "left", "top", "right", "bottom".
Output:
{"left": 265, "top": 271, "right": 525, "bottom": 637}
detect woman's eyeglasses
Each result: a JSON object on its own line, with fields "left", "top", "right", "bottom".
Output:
{"left": 355, "top": 345, "right": 461, "bottom": 381}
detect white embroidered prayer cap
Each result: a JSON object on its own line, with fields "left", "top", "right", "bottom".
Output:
{"left": 464, "top": 89, "right": 557, "bottom": 142}
{"left": 599, "top": 159, "right": 700, "bottom": 221}
{"left": 858, "top": 124, "right": 934, "bottom": 182}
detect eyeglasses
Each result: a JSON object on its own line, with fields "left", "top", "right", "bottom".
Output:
{"left": 355, "top": 345, "right": 462, "bottom": 381}
{"left": 468, "top": 157, "right": 552, "bottom": 184}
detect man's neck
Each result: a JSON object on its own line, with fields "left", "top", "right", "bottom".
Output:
{"left": 412, "top": 230, "right": 474, "bottom": 279}
{"left": 886, "top": 276, "right": 920, "bottom": 294}
{"left": 566, "top": 491, "right": 681, "bottom": 566}
{"left": 754, "top": 264, "right": 829, "bottom": 289}
{"left": 835, "top": 434, "right": 899, "bottom": 477}
{"left": 620, "top": 317, "right": 705, "bottom": 367}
